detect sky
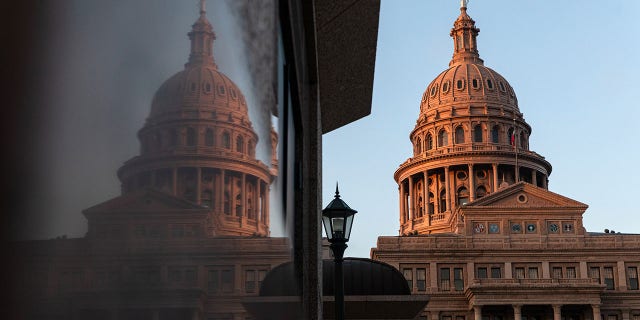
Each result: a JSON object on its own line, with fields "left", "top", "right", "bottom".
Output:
{"left": 17, "top": 1, "right": 640, "bottom": 259}
{"left": 323, "top": 0, "right": 640, "bottom": 257}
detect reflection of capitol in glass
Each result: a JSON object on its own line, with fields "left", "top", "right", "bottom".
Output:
{"left": 116, "top": 2, "right": 277, "bottom": 237}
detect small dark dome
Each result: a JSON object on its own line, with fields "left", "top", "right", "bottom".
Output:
{"left": 259, "top": 258, "right": 411, "bottom": 296}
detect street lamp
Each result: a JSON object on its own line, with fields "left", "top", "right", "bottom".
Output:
{"left": 322, "top": 184, "right": 357, "bottom": 320}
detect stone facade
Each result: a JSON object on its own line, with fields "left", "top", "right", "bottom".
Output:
{"left": 372, "top": 4, "right": 640, "bottom": 320}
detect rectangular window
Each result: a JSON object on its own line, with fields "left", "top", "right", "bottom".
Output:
{"left": 245, "top": 270, "right": 256, "bottom": 293}
{"left": 416, "top": 268, "right": 427, "bottom": 292}
{"left": 453, "top": 268, "right": 464, "bottom": 291}
{"left": 403, "top": 268, "right": 413, "bottom": 291}
{"left": 590, "top": 267, "right": 601, "bottom": 283}
{"left": 208, "top": 267, "right": 234, "bottom": 294}
{"left": 477, "top": 267, "right": 488, "bottom": 279}
{"left": 604, "top": 267, "right": 615, "bottom": 290}
{"left": 440, "top": 268, "right": 450, "bottom": 291}
{"left": 491, "top": 267, "right": 501, "bottom": 279}
{"left": 528, "top": 267, "right": 539, "bottom": 279}
{"left": 515, "top": 267, "right": 525, "bottom": 279}
{"left": 552, "top": 267, "right": 562, "bottom": 279}
{"left": 628, "top": 267, "right": 638, "bottom": 290}
{"left": 566, "top": 267, "right": 576, "bottom": 279}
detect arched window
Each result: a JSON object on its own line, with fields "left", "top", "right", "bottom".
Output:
{"left": 455, "top": 126, "right": 465, "bottom": 144}
{"left": 473, "top": 125, "right": 483, "bottom": 143}
{"left": 222, "top": 132, "right": 231, "bottom": 149}
{"left": 438, "top": 130, "right": 448, "bottom": 147}
{"left": 205, "top": 129, "right": 214, "bottom": 146}
{"left": 426, "top": 134, "right": 434, "bottom": 150}
{"left": 439, "top": 189, "right": 447, "bottom": 213}
{"left": 235, "top": 193, "right": 242, "bottom": 217}
{"left": 476, "top": 186, "right": 487, "bottom": 199}
{"left": 491, "top": 126, "right": 500, "bottom": 143}
{"left": 154, "top": 133, "right": 162, "bottom": 150}
{"left": 186, "top": 127, "right": 196, "bottom": 146}
{"left": 416, "top": 182, "right": 424, "bottom": 217}
{"left": 520, "top": 133, "right": 526, "bottom": 150}
{"left": 457, "top": 187, "right": 469, "bottom": 206}
{"left": 202, "top": 189, "right": 213, "bottom": 208}
{"left": 224, "top": 191, "right": 230, "bottom": 214}
{"left": 416, "top": 137, "right": 422, "bottom": 154}
{"left": 428, "top": 192, "right": 435, "bottom": 215}
{"left": 236, "top": 136, "right": 244, "bottom": 153}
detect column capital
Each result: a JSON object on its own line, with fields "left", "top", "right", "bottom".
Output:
{"left": 512, "top": 304, "right": 522, "bottom": 311}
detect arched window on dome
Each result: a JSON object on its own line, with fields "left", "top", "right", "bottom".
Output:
{"left": 205, "top": 129, "right": 214, "bottom": 146}
{"left": 416, "top": 137, "right": 422, "bottom": 154}
{"left": 476, "top": 186, "right": 487, "bottom": 199}
{"left": 202, "top": 189, "right": 213, "bottom": 208}
{"left": 457, "top": 187, "right": 469, "bottom": 206}
{"left": 224, "top": 190, "right": 230, "bottom": 215}
{"left": 222, "top": 132, "right": 231, "bottom": 149}
{"left": 438, "top": 129, "right": 448, "bottom": 147}
{"left": 520, "top": 132, "right": 527, "bottom": 150}
{"left": 154, "top": 133, "right": 162, "bottom": 151}
{"left": 236, "top": 136, "right": 244, "bottom": 153}
{"left": 455, "top": 127, "right": 465, "bottom": 144}
{"left": 426, "top": 134, "right": 434, "bottom": 150}
{"left": 415, "top": 181, "right": 424, "bottom": 217}
{"left": 486, "top": 79, "right": 494, "bottom": 90}
{"left": 186, "top": 127, "right": 196, "bottom": 146}
{"left": 428, "top": 192, "right": 435, "bottom": 215}
{"left": 235, "top": 193, "right": 242, "bottom": 217}
{"left": 439, "top": 189, "right": 447, "bottom": 213}
{"left": 491, "top": 126, "right": 500, "bottom": 143}
{"left": 248, "top": 141, "right": 254, "bottom": 157}
{"left": 473, "top": 124, "right": 483, "bottom": 143}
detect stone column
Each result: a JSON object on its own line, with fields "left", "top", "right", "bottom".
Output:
{"left": 241, "top": 173, "right": 246, "bottom": 218}
{"left": 408, "top": 176, "right": 414, "bottom": 220}
{"left": 505, "top": 262, "right": 513, "bottom": 279}
{"left": 552, "top": 304, "right": 562, "bottom": 320}
{"left": 622, "top": 309, "right": 631, "bottom": 320}
{"left": 192, "top": 308, "right": 199, "bottom": 320}
{"left": 196, "top": 167, "right": 202, "bottom": 204}
{"left": 542, "top": 174, "right": 548, "bottom": 189}
{"left": 591, "top": 304, "right": 601, "bottom": 320}
{"left": 257, "top": 180, "right": 262, "bottom": 224}
{"left": 219, "top": 170, "right": 226, "bottom": 214}
{"left": 430, "top": 311, "right": 440, "bottom": 320}
{"left": 531, "top": 170, "right": 537, "bottom": 186}
{"left": 469, "top": 164, "right": 475, "bottom": 201}
{"left": 492, "top": 163, "right": 499, "bottom": 192}
{"left": 430, "top": 263, "right": 438, "bottom": 289}
{"left": 264, "top": 183, "right": 270, "bottom": 227}
{"left": 399, "top": 182, "right": 405, "bottom": 224}
{"left": 474, "top": 305, "right": 482, "bottom": 320}
{"left": 617, "top": 261, "right": 627, "bottom": 291}
{"left": 444, "top": 167, "right": 451, "bottom": 211}
{"left": 152, "top": 309, "right": 160, "bottom": 320}
{"left": 424, "top": 170, "right": 429, "bottom": 215}
{"left": 172, "top": 167, "right": 178, "bottom": 196}
{"left": 542, "top": 261, "right": 550, "bottom": 279}
{"left": 513, "top": 304, "right": 522, "bottom": 320}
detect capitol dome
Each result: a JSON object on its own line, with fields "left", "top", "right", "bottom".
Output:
{"left": 395, "top": 3, "right": 551, "bottom": 236}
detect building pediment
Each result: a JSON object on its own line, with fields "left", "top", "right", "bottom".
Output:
{"left": 464, "top": 182, "right": 588, "bottom": 210}
{"left": 83, "top": 188, "right": 206, "bottom": 217}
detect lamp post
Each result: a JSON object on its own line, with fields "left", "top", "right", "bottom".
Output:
{"left": 322, "top": 184, "right": 357, "bottom": 320}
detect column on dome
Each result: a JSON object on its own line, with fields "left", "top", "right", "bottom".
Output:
{"left": 468, "top": 164, "right": 475, "bottom": 202}
{"left": 444, "top": 167, "right": 451, "bottom": 211}
{"left": 264, "top": 182, "right": 270, "bottom": 228}
{"left": 492, "top": 163, "right": 498, "bottom": 192}
{"left": 219, "top": 170, "right": 226, "bottom": 214}
{"left": 240, "top": 173, "right": 246, "bottom": 218}
{"left": 256, "top": 178, "right": 262, "bottom": 223}
{"left": 408, "top": 176, "right": 414, "bottom": 220}
{"left": 399, "top": 182, "right": 405, "bottom": 225}
{"left": 532, "top": 169, "right": 537, "bottom": 186}
{"left": 423, "top": 170, "right": 429, "bottom": 215}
